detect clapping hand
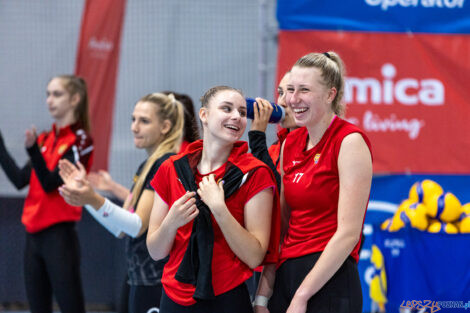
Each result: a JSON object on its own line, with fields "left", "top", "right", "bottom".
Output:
{"left": 58, "top": 160, "right": 94, "bottom": 207}
{"left": 24, "top": 126, "right": 37, "bottom": 148}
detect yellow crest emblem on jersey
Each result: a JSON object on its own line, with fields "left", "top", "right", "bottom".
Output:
{"left": 58, "top": 144, "right": 69, "bottom": 155}
{"left": 314, "top": 153, "right": 321, "bottom": 164}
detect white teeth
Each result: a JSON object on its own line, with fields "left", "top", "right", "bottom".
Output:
{"left": 293, "top": 108, "right": 308, "bottom": 113}
{"left": 225, "top": 125, "right": 239, "bottom": 131}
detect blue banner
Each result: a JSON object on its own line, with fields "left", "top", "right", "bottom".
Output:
{"left": 371, "top": 226, "right": 470, "bottom": 312}
{"left": 277, "top": 0, "right": 470, "bottom": 33}
{"left": 360, "top": 174, "right": 470, "bottom": 312}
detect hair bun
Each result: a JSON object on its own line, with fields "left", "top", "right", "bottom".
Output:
{"left": 167, "top": 93, "right": 176, "bottom": 104}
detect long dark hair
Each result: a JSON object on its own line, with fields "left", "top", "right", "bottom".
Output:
{"left": 162, "top": 91, "right": 200, "bottom": 143}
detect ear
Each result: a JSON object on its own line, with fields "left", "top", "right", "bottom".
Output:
{"left": 70, "top": 93, "right": 80, "bottom": 108}
{"left": 327, "top": 87, "right": 337, "bottom": 104}
{"left": 161, "top": 119, "right": 172, "bottom": 135}
{"left": 199, "top": 107, "right": 208, "bottom": 125}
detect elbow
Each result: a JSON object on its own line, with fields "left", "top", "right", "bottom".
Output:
{"left": 247, "top": 258, "right": 263, "bottom": 270}
{"left": 128, "top": 217, "right": 143, "bottom": 239}
{"left": 152, "top": 253, "right": 169, "bottom": 262}
{"left": 246, "top": 249, "right": 267, "bottom": 270}
{"left": 147, "top": 248, "right": 168, "bottom": 262}
{"left": 338, "top": 229, "right": 362, "bottom": 250}
{"left": 146, "top": 236, "right": 168, "bottom": 261}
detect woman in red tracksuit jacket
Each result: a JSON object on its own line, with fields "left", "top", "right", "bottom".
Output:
{"left": 0, "top": 75, "right": 93, "bottom": 313}
{"left": 146, "top": 85, "right": 281, "bottom": 313}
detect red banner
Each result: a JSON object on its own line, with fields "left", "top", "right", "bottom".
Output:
{"left": 75, "top": 0, "right": 126, "bottom": 170}
{"left": 278, "top": 30, "right": 470, "bottom": 174}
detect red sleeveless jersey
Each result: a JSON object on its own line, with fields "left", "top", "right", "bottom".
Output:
{"left": 151, "top": 140, "right": 279, "bottom": 305}
{"left": 280, "top": 117, "right": 372, "bottom": 263}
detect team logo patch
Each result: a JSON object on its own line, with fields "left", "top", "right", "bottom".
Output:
{"left": 314, "top": 153, "right": 321, "bottom": 164}
{"left": 58, "top": 144, "right": 69, "bottom": 155}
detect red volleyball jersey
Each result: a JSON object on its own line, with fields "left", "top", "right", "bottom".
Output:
{"left": 23, "top": 123, "right": 93, "bottom": 233}
{"left": 280, "top": 117, "right": 371, "bottom": 263}
{"left": 151, "top": 140, "right": 279, "bottom": 305}
{"left": 267, "top": 128, "right": 289, "bottom": 172}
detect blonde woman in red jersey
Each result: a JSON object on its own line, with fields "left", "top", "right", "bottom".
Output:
{"left": 254, "top": 52, "right": 373, "bottom": 313}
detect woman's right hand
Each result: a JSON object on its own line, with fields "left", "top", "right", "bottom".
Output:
{"left": 250, "top": 97, "right": 274, "bottom": 133}
{"left": 163, "top": 191, "right": 198, "bottom": 230}
{"left": 58, "top": 160, "right": 98, "bottom": 207}
{"left": 88, "top": 170, "right": 114, "bottom": 192}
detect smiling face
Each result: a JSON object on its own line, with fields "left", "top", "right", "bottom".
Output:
{"left": 46, "top": 78, "right": 79, "bottom": 124}
{"left": 286, "top": 66, "right": 336, "bottom": 128}
{"left": 131, "top": 101, "right": 170, "bottom": 153}
{"left": 277, "top": 73, "right": 296, "bottom": 129}
{"left": 199, "top": 89, "right": 247, "bottom": 143}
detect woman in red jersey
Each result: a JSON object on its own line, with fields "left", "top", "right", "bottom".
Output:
{"left": 0, "top": 75, "right": 92, "bottom": 313}
{"left": 146, "top": 86, "right": 280, "bottom": 313}
{"left": 254, "top": 52, "right": 373, "bottom": 313}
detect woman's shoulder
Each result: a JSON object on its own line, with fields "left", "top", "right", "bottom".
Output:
{"left": 332, "top": 118, "right": 372, "bottom": 157}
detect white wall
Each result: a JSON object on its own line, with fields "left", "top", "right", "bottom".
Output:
{"left": 0, "top": 0, "right": 280, "bottom": 196}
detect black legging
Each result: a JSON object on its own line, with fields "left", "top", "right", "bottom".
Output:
{"left": 268, "top": 252, "right": 363, "bottom": 313}
{"left": 24, "top": 222, "right": 85, "bottom": 313}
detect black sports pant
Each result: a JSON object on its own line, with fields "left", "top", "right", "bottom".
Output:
{"left": 24, "top": 222, "right": 85, "bottom": 313}
{"left": 268, "top": 252, "right": 363, "bottom": 313}
{"left": 129, "top": 284, "right": 162, "bottom": 313}
{"left": 160, "top": 283, "right": 253, "bottom": 313}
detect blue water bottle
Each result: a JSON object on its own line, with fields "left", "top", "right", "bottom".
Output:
{"left": 245, "top": 98, "right": 285, "bottom": 123}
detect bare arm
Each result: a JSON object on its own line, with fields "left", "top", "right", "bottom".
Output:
{"left": 286, "top": 133, "right": 372, "bottom": 313}
{"left": 146, "top": 191, "right": 198, "bottom": 261}
{"left": 197, "top": 174, "right": 273, "bottom": 269}
{"left": 254, "top": 141, "right": 288, "bottom": 313}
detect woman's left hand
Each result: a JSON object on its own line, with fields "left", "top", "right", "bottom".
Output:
{"left": 24, "top": 126, "right": 37, "bottom": 148}
{"left": 197, "top": 174, "right": 226, "bottom": 214}
{"left": 286, "top": 296, "right": 308, "bottom": 313}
